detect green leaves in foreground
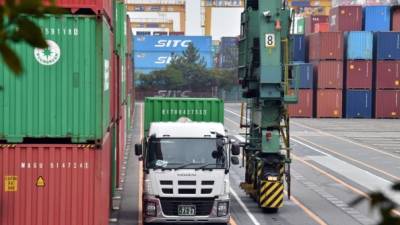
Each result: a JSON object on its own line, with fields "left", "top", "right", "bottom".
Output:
{"left": 350, "top": 182, "right": 400, "bottom": 225}
{"left": 0, "top": 0, "right": 64, "bottom": 74}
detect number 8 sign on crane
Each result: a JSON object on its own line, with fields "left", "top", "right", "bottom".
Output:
{"left": 265, "top": 33, "right": 275, "bottom": 48}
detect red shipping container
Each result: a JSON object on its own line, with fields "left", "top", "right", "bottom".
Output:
{"left": 313, "top": 60, "right": 343, "bottom": 89}
{"left": 316, "top": 90, "right": 343, "bottom": 118}
{"left": 0, "top": 0, "right": 113, "bottom": 24}
{"left": 288, "top": 90, "right": 313, "bottom": 118}
{"left": 117, "top": 106, "right": 125, "bottom": 188}
{"left": 346, "top": 60, "right": 373, "bottom": 89}
{"left": 376, "top": 61, "right": 400, "bottom": 89}
{"left": 375, "top": 90, "right": 400, "bottom": 118}
{"left": 314, "top": 23, "right": 330, "bottom": 33}
{"left": 305, "top": 15, "right": 329, "bottom": 35}
{"left": 308, "top": 32, "right": 344, "bottom": 60}
{"left": 0, "top": 133, "right": 112, "bottom": 225}
{"left": 329, "top": 6, "right": 363, "bottom": 32}
{"left": 393, "top": 8, "right": 400, "bottom": 31}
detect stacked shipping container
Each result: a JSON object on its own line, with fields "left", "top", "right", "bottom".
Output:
{"left": 344, "top": 31, "right": 373, "bottom": 118}
{"left": 309, "top": 32, "right": 344, "bottom": 118}
{"left": 0, "top": 0, "right": 134, "bottom": 224}
{"left": 133, "top": 35, "right": 214, "bottom": 74}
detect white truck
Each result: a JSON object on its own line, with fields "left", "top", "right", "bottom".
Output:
{"left": 135, "top": 97, "right": 240, "bottom": 224}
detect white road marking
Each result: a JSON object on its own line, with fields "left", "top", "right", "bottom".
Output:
{"left": 230, "top": 188, "right": 261, "bottom": 225}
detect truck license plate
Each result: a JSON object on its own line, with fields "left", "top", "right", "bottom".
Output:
{"left": 177, "top": 205, "right": 196, "bottom": 216}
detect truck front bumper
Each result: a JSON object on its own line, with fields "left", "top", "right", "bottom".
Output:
{"left": 143, "top": 195, "right": 230, "bottom": 224}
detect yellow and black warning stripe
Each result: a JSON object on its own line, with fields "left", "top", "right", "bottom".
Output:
{"left": 259, "top": 181, "right": 284, "bottom": 208}
{"left": 77, "top": 144, "right": 96, "bottom": 149}
{"left": 0, "top": 144, "right": 17, "bottom": 148}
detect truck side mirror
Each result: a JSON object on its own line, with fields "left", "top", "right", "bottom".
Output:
{"left": 231, "top": 156, "right": 240, "bottom": 165}
{"left": 231, "top": 143, "right": 241, "bottom": 156}
{"left": 135, "top": 144, "right": 142, "bottom": 156}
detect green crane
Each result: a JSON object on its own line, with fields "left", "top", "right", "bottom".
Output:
{"left": 238, "top": 0, "right": 299, "bottom": 212}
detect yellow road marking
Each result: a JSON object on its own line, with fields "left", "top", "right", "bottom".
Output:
{"left": 288, "top": 191, "right": 329, "bottom": 225}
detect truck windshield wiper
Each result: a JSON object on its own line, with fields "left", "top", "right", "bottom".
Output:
{"left": 196, "top": 163, "right": 224, "bottom": 170}
{"left": 174, "top": 162, "right": 203, "bottom": 169}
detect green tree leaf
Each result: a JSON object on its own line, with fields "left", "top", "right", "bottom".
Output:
{"left": 15, "top": 17, "right": 47, "bottom": 48}
{"left": 0, "top": 43, "right": 22, "bottom": 74}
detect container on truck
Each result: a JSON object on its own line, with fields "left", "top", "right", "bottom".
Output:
{"left": 135, "top": 97, "right": 240, "bottom": 224}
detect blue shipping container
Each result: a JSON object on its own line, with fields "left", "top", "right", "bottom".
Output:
{"left": 220, "top": 37, "right": 238, "bottom": 48}
{"left": 291, "top": 34, "right": 306, "bottom": 62}
{"left": 291, "top": 63, "right": 313, "bottom": 89}
{"left": 347, "top": 31, "right": 373, "bottom": 60}
{"left": 134, "top": 51, "right": 213, "bottom": 70}
{"left": 345, "top": 90, "right": 372, "bottom": 118}
{"left": 133, "top": 35, "right": 212, "bottom": 52}
{"left": 364, "top": 6, "right": 391, "bottom": 32}
{"left": 375, "top": 32, "right": 400, "bottom": 60}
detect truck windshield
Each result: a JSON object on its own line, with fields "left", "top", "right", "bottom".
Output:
{"left": 146, "top": 138, "right": 227, "bottom": 169}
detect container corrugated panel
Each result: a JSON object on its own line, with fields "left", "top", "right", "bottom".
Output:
{"left": 291, "top": 63, "right": 313, "bottom": 89}
{"left": 376, "top": 60, "right": 400, "bottom": 89}
{"left": 288, "top": 89, "right": 313, "bottom": 118}
{"left": 0, "top": 132, "right": 111, "bottom": 225}
{"left": 133, "top": 35, "right": 212, "bottom": 52}
{"left": 393, "top": 8, "right": 400, "bottom": 31}
{"left": 126, "top": 15, "right": 132, "bottom": 55}
{"left": 144, "top": 97, "right": 224, "bottom": 134}
{"left": 364, "top": 6, "right": 391, "bottom": 31}
{"left": 291, "top": 34, "right": 306, "bottom": 62}
{"left": 346, "top": 31, "right": 373, "bottom": 60}
{"left": 120, "top": 53, "right": 126, "bottom": 105}
{"left": 375, "top": 90, "right": 400, "bottom": 118}
{"left": 114, "top": 1, "right": 127, "bottom": 56}
{"left": 346, "top": 60, "right": 373, "bottom": 89}
{"left": 345, "top": 90, "right": 372, "bottom": 118}
{"left": 0, "top": 0, "right": 113, "bottom": 20}
{"left": 375, "top": 32, "right": 400, "bottom": 60}
{"left": 330, "top": 6, "right": 363, "bottom": 32}
{"left": 305, "top": 15, "right": 328, "bottom": 35}
{"left": 220, "top": 37, "right": 238, "bottom": 48}
{"left": 316, "top": 90, "right": 343, "bottom": 118}
{"left": 116, "top": 105, "right": 125, "bottom": 189}
{"left": 313, "top": 61, "right": 343, "bottom": 89}
{"left": 0, "top": 15, "right": 112, "bottom": 143}
{"left": 308, "top": 32, "right": 344, "bottom": 60}
{"left": 134, "top": 51, "right": 213, "bottom": 69}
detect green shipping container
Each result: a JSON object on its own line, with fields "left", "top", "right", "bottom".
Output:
{"left": 144, "top": 97, "right": 224, "bottom": 135}
{"left": 0, "top": 15, "right": 112, "bottom": 143}
{"left": 296, "top": 17, "right": 305, "bottom": 34}
{"left": 114, "top": 1, "right": 127, "bottom": 56}
{"left": 120, "top": 53, "right": 126, "bottom": 103}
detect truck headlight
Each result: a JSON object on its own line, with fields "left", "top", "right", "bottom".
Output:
{"left": 217, "top": 202, "right": 229, "bottom": 217}
{"left": 145, "top": 201, "right": 157, "bottom": 217}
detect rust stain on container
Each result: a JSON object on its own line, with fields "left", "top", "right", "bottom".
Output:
{"left": 376, "top": 60, "right": 400, "bottom": 90}
{"left": 308, "top": 32, "right": 344, "bottom": 61}
{"left": 375, "top": 90, "right": 400, "bottom": 118}
{"left": 288, "top": 90, "right": 313, "bottom": 118}
{"left": 312, "top": 61, "right": 344, "bottom": 89}
{"left": 0, "top": 133, "right": 112, "bottom": 225}
{"left": 330, "top": 6, "right": 363, "bottom": 32}
{"left": 316, "top": 90, "right": 343, "bottom": 118}
{"left": 346, "top": 60, "right": 373, "bottom": 89}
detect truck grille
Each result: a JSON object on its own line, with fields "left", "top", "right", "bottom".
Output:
{"left": 159, "top": 198, "right": 215, "bottom": 216}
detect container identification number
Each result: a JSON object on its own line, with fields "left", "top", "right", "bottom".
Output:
{"left": 265, "top": 33, "right": 275, "bottom": 48}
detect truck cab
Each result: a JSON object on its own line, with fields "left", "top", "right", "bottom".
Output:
{"left": 135, "top": 97, "right": 239, "bottom": 224}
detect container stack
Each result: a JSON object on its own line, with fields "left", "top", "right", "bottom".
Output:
{"left": 374, "top": 32, "right": 400, "bottom": 118}
{"left": 288, "top": 34, "right": 314, "bottom": 118}
{"left": 309, "top": 32, "right": 344, "bottom": 118}
{"left": 217, "top": 37, "right": 239, "bottom": 69}
{"left": 344, "top": 31, "right": 373, "bottom": 118}
{"left": 133, "top": 36, "right": 213, "bottom": 74}
{"left": 0, "top": 0, "right": 133, "bottom": 224}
